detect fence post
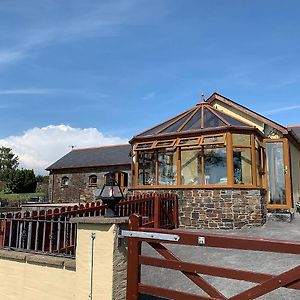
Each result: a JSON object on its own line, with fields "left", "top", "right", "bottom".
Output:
{"left": 0, "top": 219, "right": 5, "bottom": 248}
{"left": 126, "top": 214, "right": 142, "bottom": 300}
{"left": 173, "top": 194, "right": 179, "bottom": 228}
{"left": 154, "top": 194, "right": 161, "bottom": 228}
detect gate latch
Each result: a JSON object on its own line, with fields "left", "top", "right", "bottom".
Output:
{"left": 119, "top": 230, "right": 180, "bottom": 242}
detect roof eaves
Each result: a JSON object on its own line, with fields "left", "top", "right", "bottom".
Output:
{"left": 286, "top": 128, "right": 300, "bottom": 151}
{"left": 46, "top": 162, "right": 131, "bottom": 171}
{"left": 71, "top": 144, "right": 130, "bottom": 151}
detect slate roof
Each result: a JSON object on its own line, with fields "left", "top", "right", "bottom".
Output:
{"left": 289, "top": 126, "right": 300, "bottom": 140}
{"left": 46, "top": 144, "right": 131, "bottom": 170}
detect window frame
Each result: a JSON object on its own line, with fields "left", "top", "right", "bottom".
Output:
{"left": 88, "top": 174, "right": 98, "bottom": 187}
{"left": 61, "top": 176, "right": 69, "bottom": 188}
{"left": 134, "top": 132, "right": 264, "bottom": 189}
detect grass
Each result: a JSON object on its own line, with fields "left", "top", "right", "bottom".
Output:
{"left": 0, "top": 192, "right": 47, "bottom": 203}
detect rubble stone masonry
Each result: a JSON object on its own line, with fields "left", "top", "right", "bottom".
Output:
{"left": 131, "top": 189, "right": 267, "bottom": 229}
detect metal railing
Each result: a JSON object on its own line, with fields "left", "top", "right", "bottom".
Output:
{"left": 0, "top": 217, "right": 76, "bottom": 257}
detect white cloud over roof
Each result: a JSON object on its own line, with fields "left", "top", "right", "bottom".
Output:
{"left": 0, "top": 124, "right": 128, "bottom": 175}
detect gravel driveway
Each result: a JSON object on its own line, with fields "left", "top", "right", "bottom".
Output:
{"left": 141, "top": 214, "right": 300, "bottom": 299}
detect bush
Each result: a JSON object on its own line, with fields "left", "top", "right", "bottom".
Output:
{"left": 6, "top": 169, "right": 37, "bottom": 193}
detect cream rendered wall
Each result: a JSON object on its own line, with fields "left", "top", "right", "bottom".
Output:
{"left": 0, "top": 257, "right": 75, "bottom": 300}
{"left": 76, "top": 223, "right": 115, "bottom": 300}
{"left": 212, "top": 100, "right": 265, "bottom": 132}
{"left": 0, "top": 218, "right": 128, "bottom": 300}
{"left": 289, "top": 142, "right": 300, "bottom": 208}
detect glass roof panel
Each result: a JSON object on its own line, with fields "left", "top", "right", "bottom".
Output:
{"left": 139, "top": 113, "right": 187, "bottom": 136}
{"left": 160, "top": 110, "right": 195, "bottom": 133}
{"left": 141, "top": 118, "right": 182, "bottom": 136}
{"left": 203, "top": 108, "right": 225, "bottom": 128}
{"left": 181, "top": 108, "right": 202, "bottom": 131}
{"left": 214, "top": 110, "right": 248, "bottom": 126}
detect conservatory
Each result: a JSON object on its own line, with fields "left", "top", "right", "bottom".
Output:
{"left": 129, "top": 93, "right": 300, "bottom": 228}
{"left": 131, "top": 99, "right": 265, "bottom": 190}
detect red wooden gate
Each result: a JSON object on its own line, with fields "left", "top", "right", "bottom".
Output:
{"left": 126, "top": 214, "right": 300, "bottom": 300}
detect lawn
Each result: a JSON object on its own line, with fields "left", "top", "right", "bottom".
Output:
{"left": 0, "top": 192, "right": 47, "bottom": 205}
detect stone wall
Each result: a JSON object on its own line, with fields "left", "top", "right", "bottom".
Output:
{"left": 49, "top": 166, "right": 131, "bottom": 203}
{"left": 130, "top": 188, "right": 267, "bottom": 229}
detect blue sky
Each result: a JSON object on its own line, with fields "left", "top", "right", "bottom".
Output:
{"left": 0, "top": 0, "right": 300, "bottom": 173}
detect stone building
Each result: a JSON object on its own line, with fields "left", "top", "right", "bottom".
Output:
{"left": 46, "top": 144, "right": 131, "bottom": 203}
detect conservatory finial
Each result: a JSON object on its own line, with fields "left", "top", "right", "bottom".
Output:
{"left": 201, "top": 92, "right": 206, "bottom": 104}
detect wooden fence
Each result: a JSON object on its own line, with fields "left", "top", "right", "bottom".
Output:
{"left": 126, "top": 214, "right": 300, "bottom": 300}
{"left": 0, "top": 193, "right": 178, "bottom": 257}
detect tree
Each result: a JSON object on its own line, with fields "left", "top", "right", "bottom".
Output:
{"left": 0, "top": 147, "right": 19, "bottom": 180}
{"left": 6, "top": 169, "right": 37, "bottom": 193}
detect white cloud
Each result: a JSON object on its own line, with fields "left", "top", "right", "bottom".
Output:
{"left": 0, "top": 124, "right": 128, "bottom": 175}
{"left": 0, "top": 88, "right": 58, "bottom": 95}
{"left": 0, "top": 50, "right": 25, "bottom": 64}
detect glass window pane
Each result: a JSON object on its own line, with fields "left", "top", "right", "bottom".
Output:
{"left": 181, "top": 150, "right": 202, "bottom": 185}
{"left": 256, "top": 148, "right": 262, "bottom": 186}
{"left": 232, "top": 134, "right": 251, "bottom": 146}
{"left": 135, "top": 142, "right": 153, "bottom": 149}
{"left": 155, "top": 140, "right": 174, "bottom": 148}
{"left": 178, "top": 138, "right": 200, "bottom": 146}
{"left": 266, "top": 142, "right": 286, "bottom": 205}
{"left": 161, "top": 112, "right": 194, "bottom": 133}
{"left": 138, "top": 152, "right": 156, "bottom": 185}
{"left": 140, "top": 112, "right": 189, "bottom": 136}
{"left": 233, "top": 148, "right": 252, "bottom": 185}
{"left": 203, "top": 109, "right": 225, "bottom": 128}
{"left": 158, "top": 152, "right": 177, "bottom": 185}
{"left": 204, "top": 148, "right": 227, "bottom": 184}
{"left": 202, "top": 135, "right": 224, "bottom": 144}
{"left": 181, "top": 109, "right": 201, "bottom": 131}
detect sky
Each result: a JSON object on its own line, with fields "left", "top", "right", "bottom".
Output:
{"left": 0, "top": 0, "right": 300, "bottom": 174}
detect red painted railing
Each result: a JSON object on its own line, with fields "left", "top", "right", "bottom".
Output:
{"left": 126, "top": 214, "right": 300, "bottom": 300}
{"left": 0, "top": 193, "right": 178, "bottom": 257}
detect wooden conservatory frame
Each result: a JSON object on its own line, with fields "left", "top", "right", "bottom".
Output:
{"left": 130, "top": 93, "right": 300, "bottom": 211}
{"left": 133, "top": 129, "right": 266, "bottom": 190}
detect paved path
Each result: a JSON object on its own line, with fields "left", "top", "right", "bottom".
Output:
{"left": 141, "top": 214, "right": 300, "bottom": 299}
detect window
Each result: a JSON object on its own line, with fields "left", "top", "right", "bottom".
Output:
{"left": 135, "top": 132, "right": 263, "bottom": 188}
{"left": 138, "top": 152, "right": 156, "bottom": 185}
{"left": 89, "top": 175, "right": 97, "bottom": 186}
{"left": 115, "top": 172, "right": 128, "bottom": 190}
{"left": 181, "top": 149, "right": 202, "bottom": 185}
{"left": 154, "top": 140, "right": 176, "bottom": 148}
{"left": 177, "top": 137, "right": 200, "bottom": 147}
{"left": 232, "top": 134, "right": 252, "bottom": 185}
{"left": 134, "top": 142, "right": 154, "bottom": 150}
{"left": 61, "top": 176, "right": 69, "bottom": 187}
{"left": 158, "top": 151, "right": 177, "bottom": 185}
{"left": 202, "top": 135, "right": 225, "bottom": 145}
{"left": 232, "top": 134, "right": 251, "bottom": 146}
{"left": 233, "top": 148, "right": 252, "bottom": 184}
{"left": 204, "top": 148, "right": 227, "bottom": 184}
